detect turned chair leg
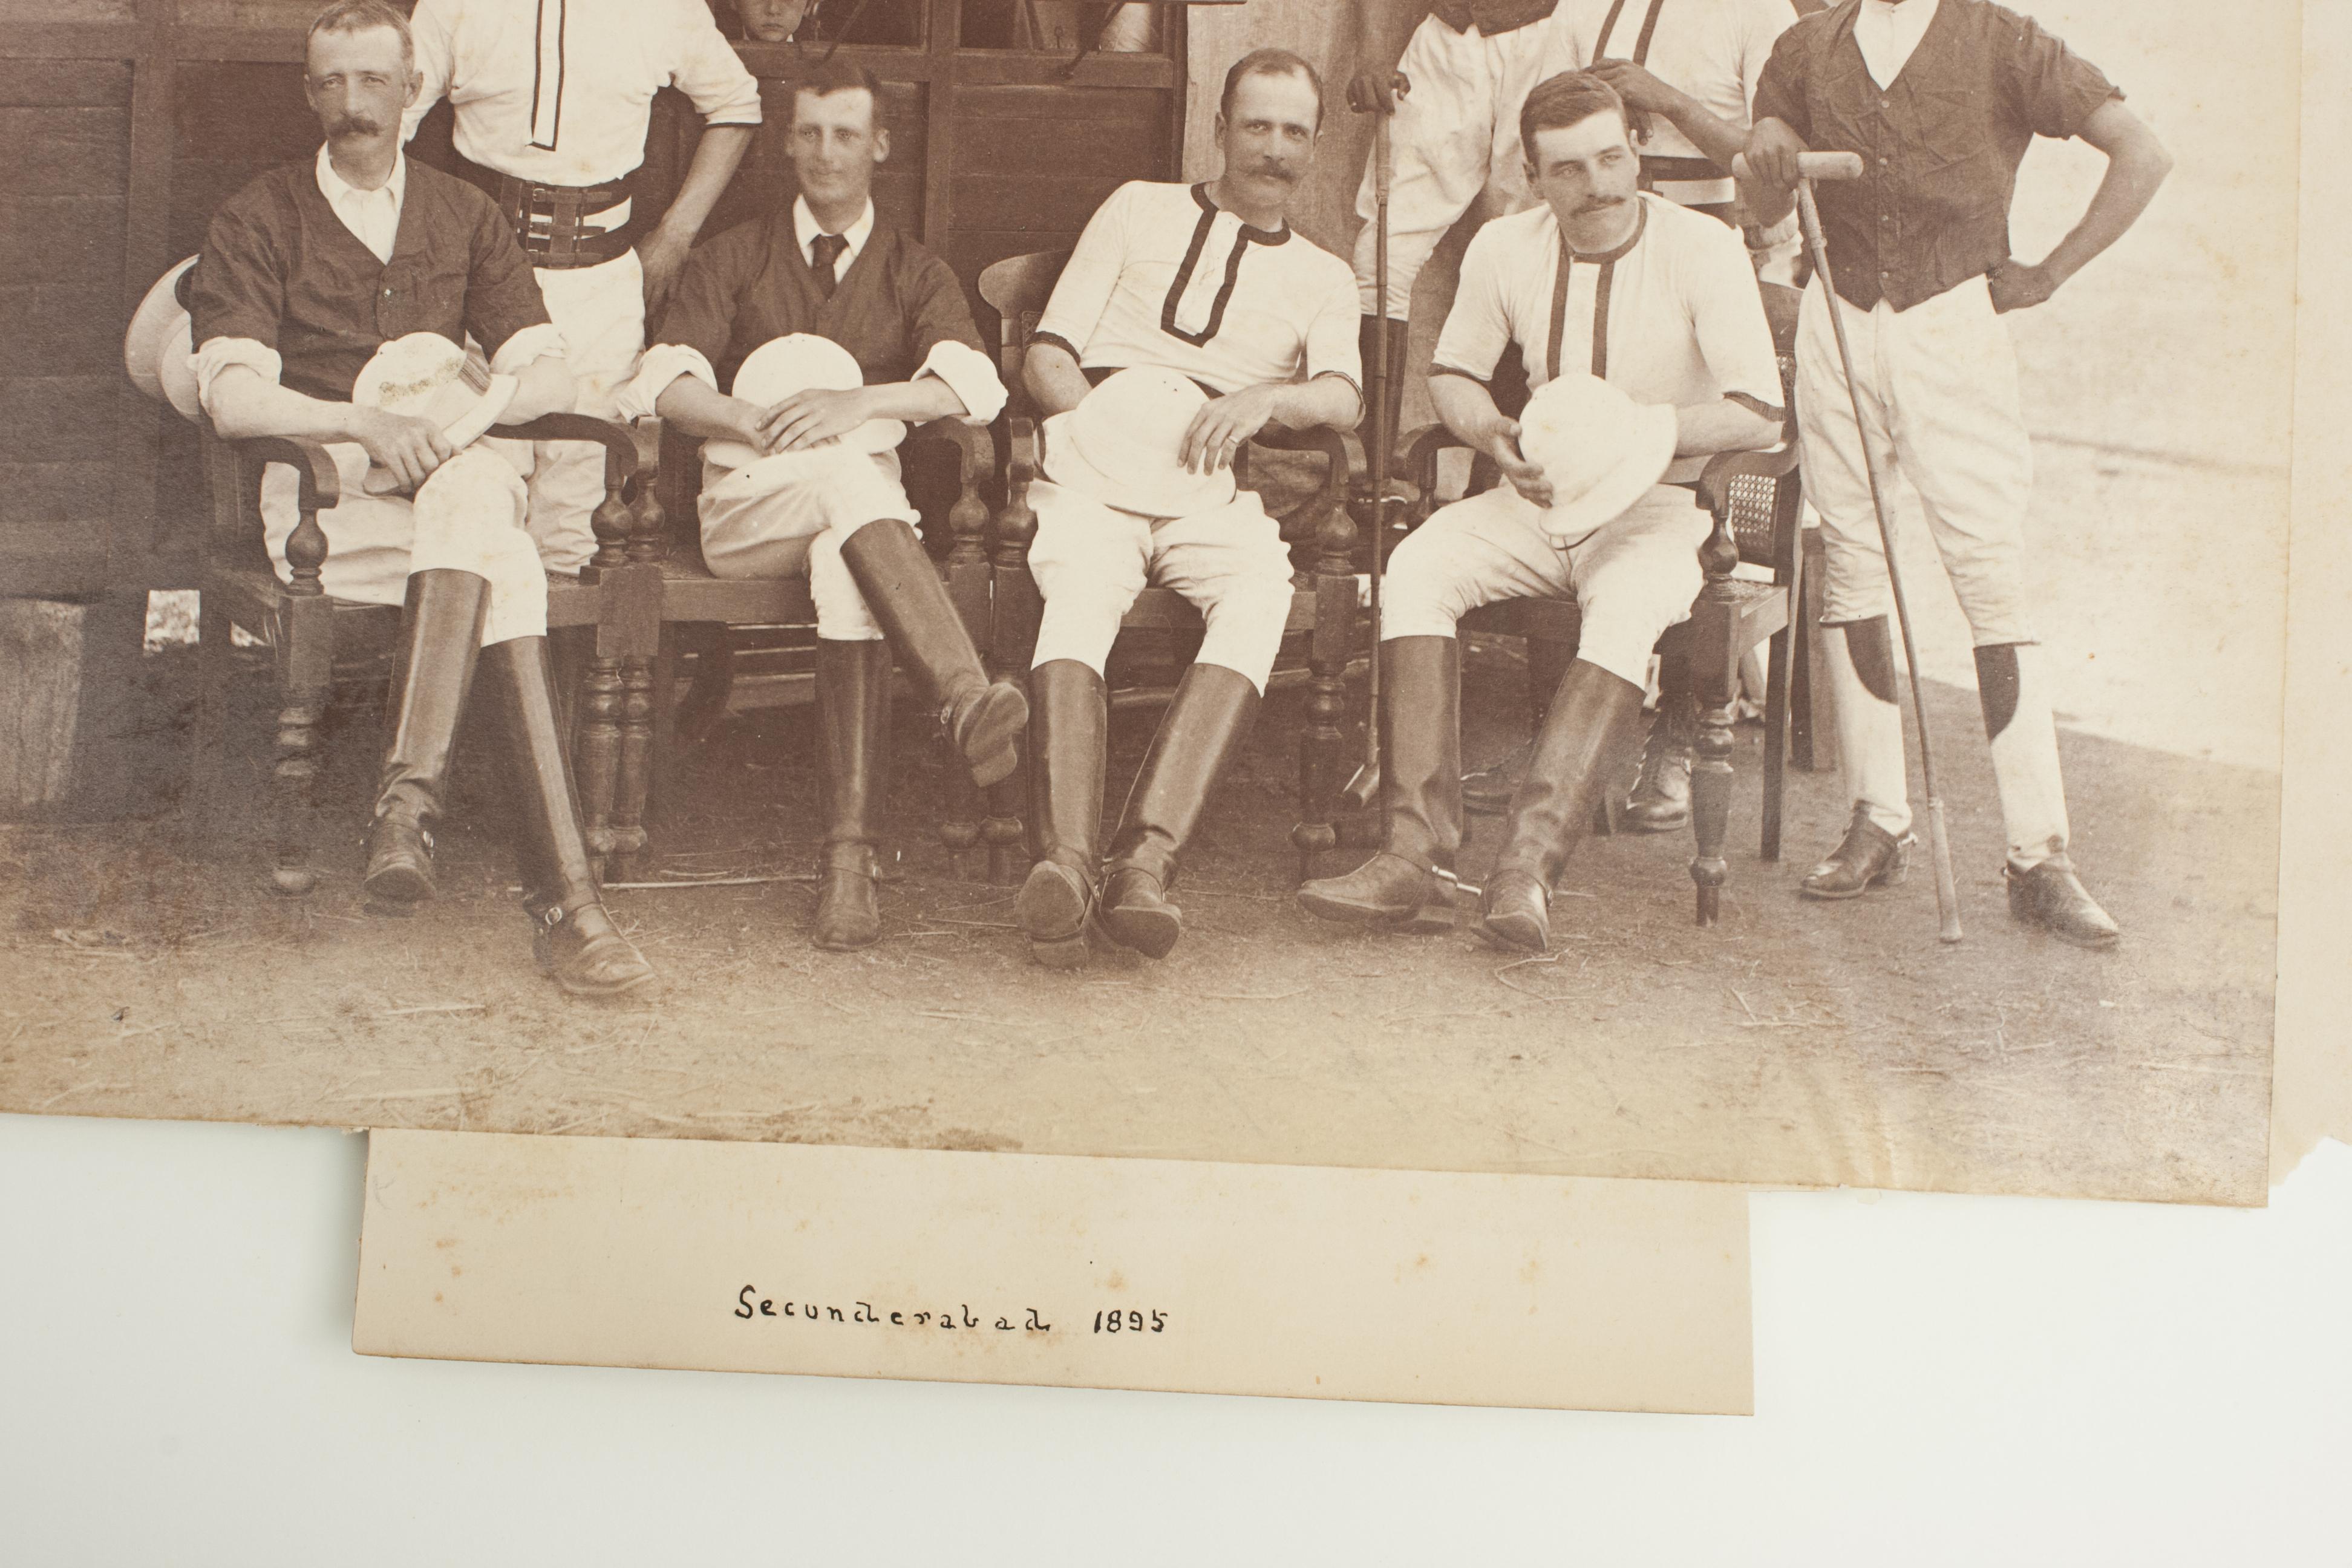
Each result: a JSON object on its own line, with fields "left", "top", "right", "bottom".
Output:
{"left": 272, "top": 690, "right": 325, "bottom": 896}
{"left": 1762, "top": 625, "right": 1793, "bottom": 862}
{"left": 192, "top": 595, "right": 233, "bottom": 829}
{"left": 1688, "top": 616, "right": 1739, "bottom": 927}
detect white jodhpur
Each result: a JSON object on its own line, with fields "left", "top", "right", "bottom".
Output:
{"left": 695, "top": 445, "right": 924, "bottom": 642}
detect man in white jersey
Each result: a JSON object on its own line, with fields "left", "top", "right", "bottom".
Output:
{"left": 400, "top": 0, "right": 762, "bottom": 578}
{"left": 1014, "top": 49, "right": 1362, "bottom": 970}
{"left": 1508, "top": 0, "right": 1801, "bottom": 833}
{"left": 1297, "top": 71, "right": 1782, "bottom": 953}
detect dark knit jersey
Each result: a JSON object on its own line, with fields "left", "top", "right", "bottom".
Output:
{"left": 188, "top": 157, "right": 550, "bottom": 402}
{"left": 650, "top": 210, "right": 987, "bottom": 394}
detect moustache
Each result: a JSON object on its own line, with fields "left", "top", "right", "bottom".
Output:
{"left": 1575, "top": 195, "right": 1625, "bottom": 212}
{"left": 1250, "top": 162, "right": 1299, "bottom": 183}
{"left": 327, "top": 116, "right": 385, "bottom": 137}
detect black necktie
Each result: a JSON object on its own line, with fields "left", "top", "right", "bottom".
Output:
{"left": 811, "top": 233, "right": 848, "bottom": 298}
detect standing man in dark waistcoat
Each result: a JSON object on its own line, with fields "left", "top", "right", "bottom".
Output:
{"left": 618, "top": 60, "right": 1022, "bottom": 952}
{"left": 1743, "top": 0, "right": 2171, "bottom": 947}
{"left": 400, "top": 0, "right": 763, "bottom": 580}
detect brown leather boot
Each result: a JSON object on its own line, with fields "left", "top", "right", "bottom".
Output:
{"left": 1297, "top": 636, "right": 1460, "bottom": 927}
{"left": 1015, "top": 660, "right": 1107, "bottom": 969}
{"left": 363, "top": 569, "right": 489, "bottom": 903}
{"left": 1477, "top": 660, "right": 1644, "bottom": 953}
{"left": 813, "top": 638, "right": 890, "bottom": 951}
{"left": 2005, "top": 856, "right": 2120, "bottom": 949}
{"left": 1101, "top": 662, "right": 1261, "bottom": 960}
{"left": 839, "top": 517, "right": 1027, "bottom": 788}
{"left": 483, "top": 636, "right": 658, "bottom": 999}
{"left": 1622, "top": 687, "right": 1696, "bottom": 834}
{"left": 1799, "top": 804, "right": 1915, "bottom": 900}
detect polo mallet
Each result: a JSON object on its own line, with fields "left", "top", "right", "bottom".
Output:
{"left": 1738, "top": 148, "right": 1964, "bottom": 944}
{"left": 1341, "top": 67, "right": 1408, "bottom": 818}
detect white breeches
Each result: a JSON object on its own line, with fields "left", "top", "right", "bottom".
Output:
{"left": 1381, "top": 481, "right": 1708, "bottom": 689}
{"left": 1025, "top": 478, "right": 1296, "bottom": 691}
{"left": 694, "top": 446, "right": 919, "bottom": 641}
{"left": 1795, "top": 273, "right": 2035, "bottom": 645}
{"left": 511, "top": 250, "right": 645, "bottom": 575}
{"left": 1354, "top": 14, "right": 1557, "bottom": 319}
{"left": 260, "top": 442, "right": 546, "bottom": 646}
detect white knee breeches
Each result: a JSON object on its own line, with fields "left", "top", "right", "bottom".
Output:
{"left": 1354, "top": 13, "right": 1556, "bottom": 319}
{"left": 696, "top": 446, "right": 920, "bottom": 641}
{"left": 260, "top": 442, "right": 546, "bottom": 646}
{"left": 512, "top": 250, "right": 645, "bottom": 576}
{"left": 1796, "top": 274, "right": 2035, "bottom": 646}
{"left": 1025, "top": 478, "right": 1296, "bottom": 691}
{"left": 1380, "top": 482, "right": 1708, "bottom": 688}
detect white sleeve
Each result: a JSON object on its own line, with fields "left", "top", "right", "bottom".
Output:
{"left": 1303, "top": 261, "right": 1362, "bottom": 404}
{"left": 913, "top": 339, "right": 1007, "bottom": 425}
{"left": 1032, "top": 183, "right": 1136, "bottom": 363}
{"left": 1429, "top": 226, "right": 1514, "bottom": 384}
{"left": 1687, "top": 226, "right": 1783, "bottom": 410}
{"left": 1742, "top": 0, "right": 1797, "bottom": 113}
{"left": 615, "top": 343, "right": 719, "bottom": 424}
{"left": 400, "top": 0, "right": 456, "bottom": 145}
{"left": 487, "top": 322, "right": 566, "bottom": 377}
{"left": 192, "top": 335, "right": 283, "bottom": 416}
{"left": 665, "top": 0, "right": 763, "bottom": 126}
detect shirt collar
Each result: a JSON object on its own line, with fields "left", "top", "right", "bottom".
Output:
{"left": 315, "top": 142, "right": 407, "bottom": 211}
{"left": 794, "top": 195, "right": 876, "bottom": 266}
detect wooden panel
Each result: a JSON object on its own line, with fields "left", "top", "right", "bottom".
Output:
{"left": 0, "top": 0, "right": 134, "bottom": 21}
{"left": 172, "top": 57, "right": 309, "bottom": 160}
{"left": 2, "top": 104, "right": 131, "bottom": 196}
{"left": 0, "top": 462, "right": 119, "bottom": 525}
{"left": 0, "top": 193, "right": 127, "bottom": 283}
{"left": 0, "top": 59, "right": 132, "bottom": 106}
{"left": 0, "top": 376, "right": 121, "bottom": 464}
{"left": 0, "top": 280, "right": 131, "bottom": 374}
{"left": 951, "top": 171, "right": 1128, "bottom": 233}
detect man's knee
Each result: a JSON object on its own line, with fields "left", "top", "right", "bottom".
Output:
{"left": 807, "top": 530, "right": 884, "bottom": 641}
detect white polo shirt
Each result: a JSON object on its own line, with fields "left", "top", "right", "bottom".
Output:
{"left": 1549, "top": 0, "right": 1794, "bottom": 207}
{"left": 402, "top": 0, "right": 762, "bottom": 229}
{"left": 1033, "top": 180, "right": 1361, "bottom": 400}
{"left": 1432, "top": 193, "right": 1783, "bottom": 484}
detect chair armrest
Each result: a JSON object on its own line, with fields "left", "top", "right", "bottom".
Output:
{"left": 1250, "top": 422, "right": 1357, "bottom": 518}
{"left": 492, "top": 411, "right": 639, "bottom": 486}
{"left": 1396, "top": 422, "right": 1465, "bottom": 523}
{"left": 910, "top": 416, "right": 995, "bottom": 487}
{"left": 234, "top": 434, "right": 343, "bottom": 515}
{"left": 1694, "top": 445, "right": 1798, "bottom": 518}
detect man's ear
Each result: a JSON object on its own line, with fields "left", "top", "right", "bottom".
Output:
{"left": 872, "top": 126, "right": 890, "bottom": 166}
{"left": 405, "top": 68, "right": 423, "bottom": 109}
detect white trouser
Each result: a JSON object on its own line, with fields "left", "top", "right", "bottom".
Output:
{"left": 260, "top": 442, "right": 546, "bottom": 647}
{"left": 1025, "top": 478, "right": 1296, "bottom": 692}
{"left": 695, "top": 447, "right": 920, "bottom": 641}
{"left": 515, "top": 250, "right": 645, "bottom": 575}
{"left": 1381, "top": 481, "right": 1708, "bottom": 690}
{"left": 1797, "top": 274, "right": 2068, "bottom": 868}
{"left": 1354, "top": 13, "right": 1557, "bottom": 319}
{"left": 1795, "top": 273, "right": 2033, "bottom": 644}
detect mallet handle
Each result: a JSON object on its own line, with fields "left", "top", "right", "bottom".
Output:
{"left": 1730, "top": 150, "right": 1864, "bottom": 184}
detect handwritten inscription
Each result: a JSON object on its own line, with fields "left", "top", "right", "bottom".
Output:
{"left": 736, "top": 1285, "right": 1051, "bottom": 1334}
{"left": 1092, "top": 1308, "right": 1168, "bottom": 1333}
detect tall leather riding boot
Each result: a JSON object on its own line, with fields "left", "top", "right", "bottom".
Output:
{"left": 1478, "top": 659, "right": 1645, "bottom": 952}
{"left": 1622, "top": 664, "right": 1697, "bottom": 834}
{"left": 1296, "top": 636, "right": 1460, "bottom": 925}
{"left": 1357, "top": 315, "right": 1410, "bottom": 469}
{"left": 481, "top": 635, "right": 658, "bottom": 998}
{"left": 1100, "top": 662, "right": 1261, "bottom": 960}
{"left": 364, "top": 569, "right": 489, "bottom": 904}
{"left": 1016, "top": 660, "right": 1109, "bottom": 969}
{"left": 813, "top": 638, "right": 892, "bottom": 952}
{"left": 838, "top": 517, "right": 1028, "bottom": 789}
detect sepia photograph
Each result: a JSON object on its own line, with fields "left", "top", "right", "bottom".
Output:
{"left": 0, "top": 0, "right": 2295, "bottom": 1207}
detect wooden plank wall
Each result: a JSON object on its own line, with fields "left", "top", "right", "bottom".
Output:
{"left": 0, "top": 58, "right": 132, "bottom": 596}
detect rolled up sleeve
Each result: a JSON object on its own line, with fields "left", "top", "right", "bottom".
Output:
{"left": 192, "top": 336, "right": 283, "bottom": 418}
{"left": 914, "top": 340, "right": 1006, "bottom": 425}
{"left": 667, "top": 0, "right": 763, "bottom": 125}
{"left": 617, "top": 342, "right": 719, "bottom": 422}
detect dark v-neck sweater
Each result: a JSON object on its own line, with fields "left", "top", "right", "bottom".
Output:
{"left": 649, "top": 209, "right": 988, "bottom": 394}
{"left": 189, "top": 155, "right": 550, "bottom": 402}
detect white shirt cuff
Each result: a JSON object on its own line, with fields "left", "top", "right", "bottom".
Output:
{"left": 488, "top": 321, "right": 566, "bottom": 377}
{"left": 913, "top": 339, "right": 1007, "bottom": 425}
{"left": 617, "top": 343, "right": 719, "bottom": 423}
{"left": 192, "top": 336, "right": 283, "bottom": 418}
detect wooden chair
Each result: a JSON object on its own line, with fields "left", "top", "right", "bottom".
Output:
{"left": 190, "top": 414, "right": 661, "bottom": 893}
{"left": 634, "top": 412, "right": 1003, "bottom": 861}
{"left": 1393, "top": 280, "right": 1808, "bottom": 924}
{"left": 977, "top": 249, "right": 1364, "bottom": 884}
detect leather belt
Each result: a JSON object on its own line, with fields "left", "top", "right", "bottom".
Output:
{"left": 454, "top": 157, "right": 641, "bottom": 270}
{"left": 1640, "top": 155, "right": 1730, "bottom": 188}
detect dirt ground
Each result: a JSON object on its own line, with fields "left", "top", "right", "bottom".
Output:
{"left": 0, "top": 600, "right": 2278, "bottom": 1204}
{"left": 0, "top": 0, "right": 2293, "bottom": 1206}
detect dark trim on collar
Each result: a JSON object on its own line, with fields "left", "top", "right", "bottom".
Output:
{"left": 1190, "top": 181, "right": 1289, "bottom": 246}
{"left": 1566, "top": 197, "right": 1648, "bottom": 264}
